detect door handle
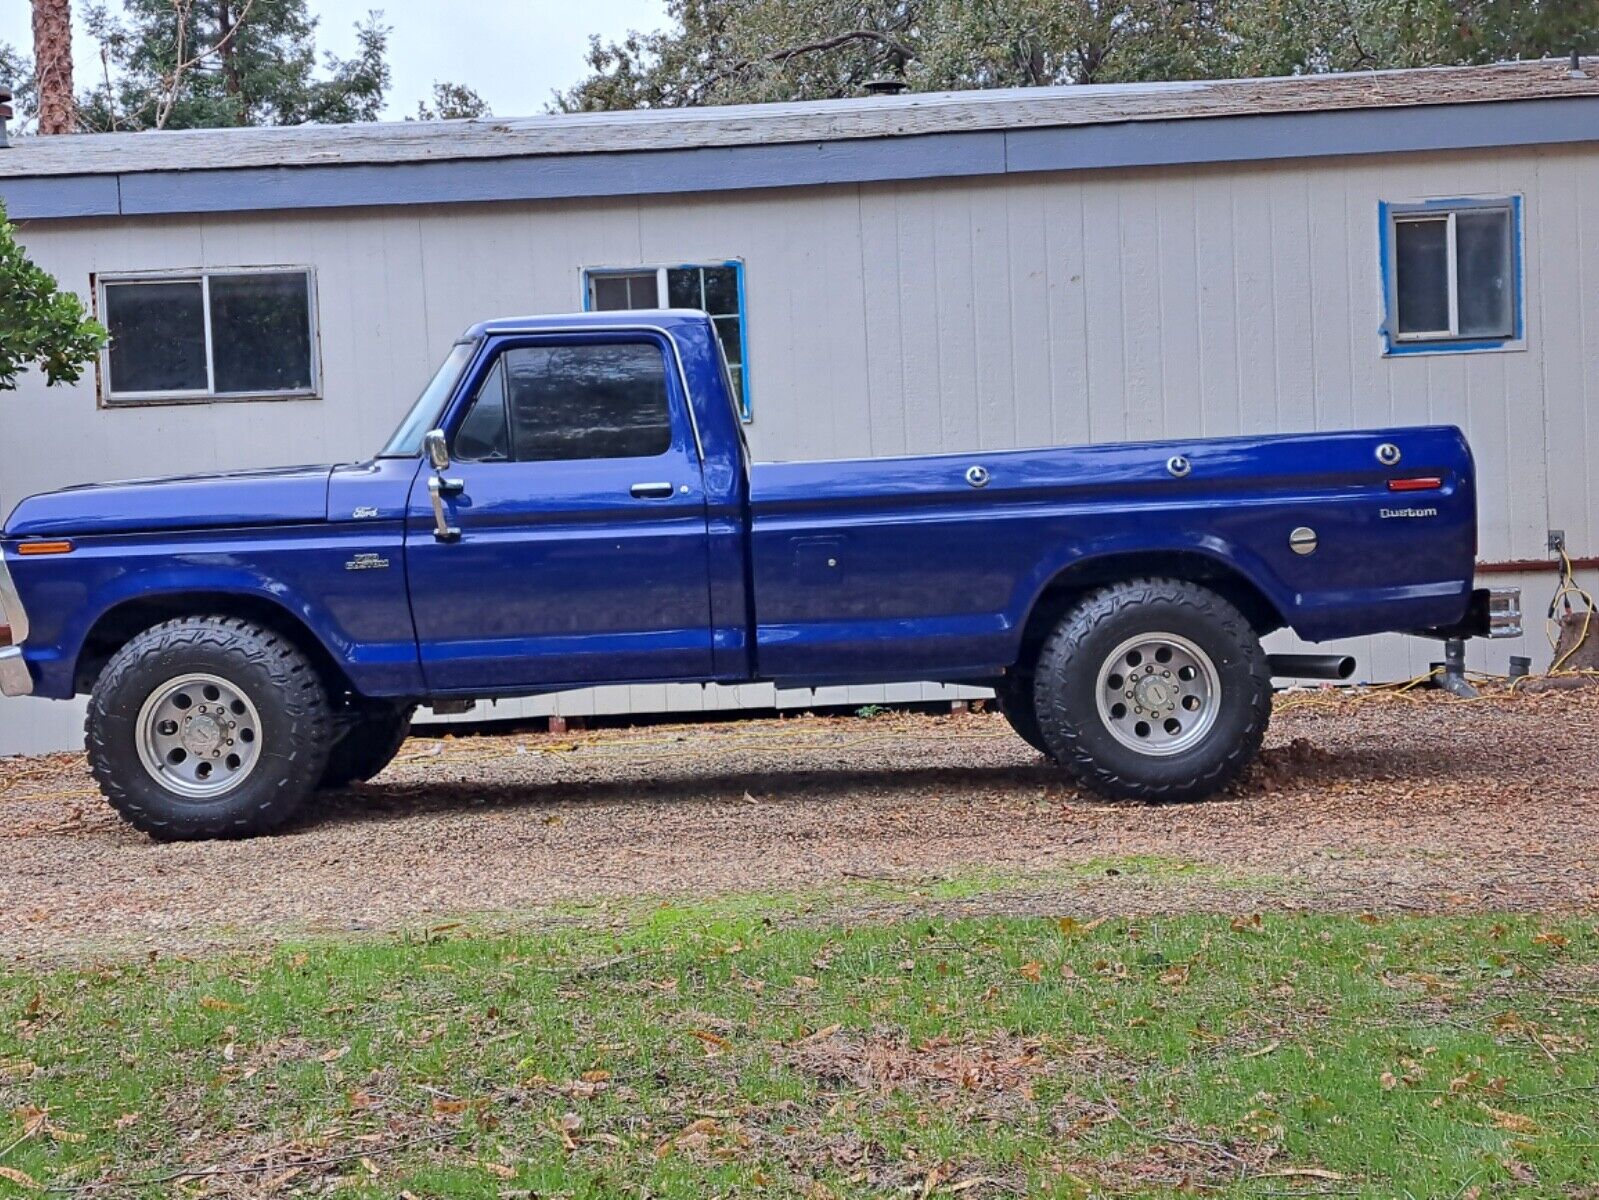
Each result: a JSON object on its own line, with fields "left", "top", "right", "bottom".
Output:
{"left": 427, "top": 474, "right": 463, "bottom": 541}
{"left": 630, "top": 481, "right": 675, "bottom": 500}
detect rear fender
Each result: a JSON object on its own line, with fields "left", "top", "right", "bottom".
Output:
{"left": 1011, "top": 534, "right": 1292, "bottom": 654}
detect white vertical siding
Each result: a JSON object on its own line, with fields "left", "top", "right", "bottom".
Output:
{"left": 3, "top": 142, "right": 1597, "bottom": 754}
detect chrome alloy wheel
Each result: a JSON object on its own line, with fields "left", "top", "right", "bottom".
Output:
{"left": 1093, "top": 632, "right": 1220, "bottom": 756}
{"left": 135, "top": 673, "right": 262, "bottom": 800}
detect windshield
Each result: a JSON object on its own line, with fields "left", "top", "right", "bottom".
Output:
{"left": 378, "top": 340, "right": 478, "bottom": 457}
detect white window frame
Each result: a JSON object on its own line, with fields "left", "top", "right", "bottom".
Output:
{"left": 581, "top": 261, "right": 752, "bottom": 422}
{"left": 1381, "top": 196, "right": 1523, "bottom": 355}
{"left": 95, "top": 265, "right": 322, "bottom": 407}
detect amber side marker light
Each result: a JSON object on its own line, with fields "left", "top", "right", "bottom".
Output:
{"left": 17, "top": 540, "right": 75, "bottom": 556}
{"left": 1387, "top": 477, "right": 1443, "bottom": 493}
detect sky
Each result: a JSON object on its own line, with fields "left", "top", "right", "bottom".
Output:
{"left": 0, "top": 0, "right": 669, "bottom": 120}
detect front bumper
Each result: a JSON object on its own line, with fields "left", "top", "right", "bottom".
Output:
{"left": 0, "top": 553, "right": 32, "bottom": 697}
{"left": 0, "top": 646, "right": 31, "bottom": 697}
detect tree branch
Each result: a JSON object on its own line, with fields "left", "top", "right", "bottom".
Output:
{"left": 690, "top": 29, "right": 917, "bottom": 103}
{"left": 154, "top": 0, "right": 258, "bottom": 129}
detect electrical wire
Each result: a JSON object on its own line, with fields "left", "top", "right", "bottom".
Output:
{"left": 1545, "top": 543, "right": 1596, "bottom": 675}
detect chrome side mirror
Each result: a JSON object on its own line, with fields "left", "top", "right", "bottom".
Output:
{"left": 422, "top": 429, "right": 462, "bottom": 542}
{"left": 424, "top": 429, "right": 451, "bottom": 471}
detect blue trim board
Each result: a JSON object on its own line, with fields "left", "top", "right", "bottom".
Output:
{"left": 1377, "top": 194, "right": 1525, "bottom": 356}
{"left": 3, "top": 97, "right": 1597, "bottom": 222}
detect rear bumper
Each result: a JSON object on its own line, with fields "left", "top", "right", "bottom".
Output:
{"left": 1417, "top": 586, "right": 1522, "bottom": 640}
{"left": 0, "top": 646, "right": 31, "bottom": 697}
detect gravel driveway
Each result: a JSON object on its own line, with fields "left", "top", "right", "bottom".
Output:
{"left": 3, "top": 688, "right": 1595, "bottom": 961}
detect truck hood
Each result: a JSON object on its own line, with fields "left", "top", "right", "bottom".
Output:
{"left": 3, "top": 464, "right": 337, "bottom": 539}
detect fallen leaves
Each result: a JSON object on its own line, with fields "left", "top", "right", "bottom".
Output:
{"left": 687, "top": 1028, "right": 731, "bottom": 1055}
{"left": 1056, "top": 916, "right": 1108, "bottom": 938}
{"left": 1481, "top": 1104, "right": 1539, "bottom": 1134}
{"left": 0, "top": 1165, "right": 40, "bottom": 1191}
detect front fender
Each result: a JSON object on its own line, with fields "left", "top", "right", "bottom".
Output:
{"left": 9, "top": 523, "right": 422, "bottom": 700}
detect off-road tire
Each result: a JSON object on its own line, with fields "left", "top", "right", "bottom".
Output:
{"left": 321, "top": 703, "right": 415, "bottom": 789}
{"left": 994, "top": 672, "right": 1052, "bottom": 758}
{"left": 1033, "top": 578, "right": 1270, "bottom": 801}
{"left": 86, "top": 616, "right": 334, "bottom": 840}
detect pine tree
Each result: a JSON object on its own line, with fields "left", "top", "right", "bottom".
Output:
{"left": 77, "top": 0, "right": 391, "bottom": 131}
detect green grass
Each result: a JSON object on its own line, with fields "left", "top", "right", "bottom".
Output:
{"left": 2, "top": 900, "right": 1595, "bottom": 1198}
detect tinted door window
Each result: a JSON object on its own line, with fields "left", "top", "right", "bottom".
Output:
{"left": 453, "top": 342, "right": 673, "bottom": 463}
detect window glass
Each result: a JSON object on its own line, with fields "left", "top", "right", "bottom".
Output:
{"left": 453, "top": 358, "right": 511, "bottom": 462}
{"left": 455, "top": 342, "right": 672, "bottom": 462}
{"left": 1394, "top": 218, "right": 1450, "bottom": 336}
{"left": 101, "top": 269, "right": 318, "bottom": 403}
{"left": 1386, "top": 201, "right": 1519, "bottom": 349}
{"left": 666, "top": 268, "right": 701, "bottom": 309}
{"left": 1456, "top": 209, "right": 1513, "bottom": 337}
{"left": 591, "top": 272, "right": 657, "bottom": 310}
{"left": 713, "top": 315, "right": 743, "bottom": 365}
{"left": 381, "top": 340, "right": 477, "bottom": 457}
{"left": 700, "top": 265, "right": 739, "bottom": 314}
{"left": 507, "top": 343, "right": 671, "bottom": 461}
{"left": 584, "top": 262, "right": 751, "bottom": 420}
{"left": 209, "top": 272, "right": 314, "bottom": 393}
{"left": 104, "top": 281, "right": 209, "bottom": 393}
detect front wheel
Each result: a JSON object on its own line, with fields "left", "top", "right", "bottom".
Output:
{"left": 321, "top": 703, "right": 416, "bottom": 789}
{"left": 1033, "top": 579, "right": 1271, "bottom": 801}
{"left": 86, "top": 616, "right": 334, "bottom": 839}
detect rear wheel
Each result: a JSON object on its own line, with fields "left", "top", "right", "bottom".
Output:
{"left": 994, "top": 672, "right": 1052, "bottom": 758}
{"left": 1033, "top": 579, "right": 1270, "bottom": 801}
{"left": 86, "top": 616, "right": 333, "bottom": 840}
{"left": 321, "top": 703, "right": 415, "bottom": 789}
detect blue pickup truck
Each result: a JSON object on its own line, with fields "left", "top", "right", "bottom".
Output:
{"left": 1, "top": 310, "right": 1519, "bottom": 838}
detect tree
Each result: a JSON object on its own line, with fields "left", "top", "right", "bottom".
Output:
{"left": 554, "top": 0, "right": 1599, "bottom": 110}
{"left": 0, "top": 43, "right": 34, "bottom": 132}
{"left": 412, "top": 80, "right": 491, "bottom": 120}
{"left": 32, "top": 0, "right": 74, "bottom": 133}
{"left": 76, "top": 0, "right": 391, "bottom": 131}
{"left": 0, "top": 202, "right": 107, "bottom": 391}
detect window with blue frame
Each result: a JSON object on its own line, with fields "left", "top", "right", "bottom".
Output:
{"left": 583, "top": 262, "right": 751, "bottom": 420}
{"left": 1380, "top": 197, "right": 1523, "bottom": 354}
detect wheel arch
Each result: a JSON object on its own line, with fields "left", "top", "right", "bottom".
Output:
{"left": 1014, "top": 549, "right": 1287, "bottom": 671}
{"left": 74, "top": 591, "right": 356, "bottom": 701}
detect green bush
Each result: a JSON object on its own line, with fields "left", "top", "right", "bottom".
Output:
{"left": 0, "top": 200, "right": 107, "bottom": 391}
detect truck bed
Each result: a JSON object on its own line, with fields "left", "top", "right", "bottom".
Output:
{"left": 746, "top": 426, "right": 1475, "bottom": 685}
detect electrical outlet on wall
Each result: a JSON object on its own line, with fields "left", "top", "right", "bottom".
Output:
{"left": 1549, "top": 530, "right": 1567, "bottom": 552}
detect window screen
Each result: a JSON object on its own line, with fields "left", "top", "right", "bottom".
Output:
{"left": 103, "top": 280, "right": 209, "bottom": 394}
{"left": 100, "top": 269, "right": 317, "bottom": 402}
{"left": 453, "top": 342, "right": 673, "bottom": 463}
{"left": 1386, "top": 202, "right": 1518, "bottom": 348}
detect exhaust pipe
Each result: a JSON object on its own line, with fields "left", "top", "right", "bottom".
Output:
{"left": 1266, "top": 653, "right": 1356, "bottom": 681}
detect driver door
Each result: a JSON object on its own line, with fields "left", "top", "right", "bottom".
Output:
{"left": 404, "top": 333, "right": 715, "bottom": 693}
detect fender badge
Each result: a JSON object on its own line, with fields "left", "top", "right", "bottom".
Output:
{"left": 352, "top": 506, "right": 380, "bottom": 519}
{"left": 345, "top": 552, "right": 390, "bottom": 571}
{"left": 1380, "top": 507, "right": 1438, "bottom": 519}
